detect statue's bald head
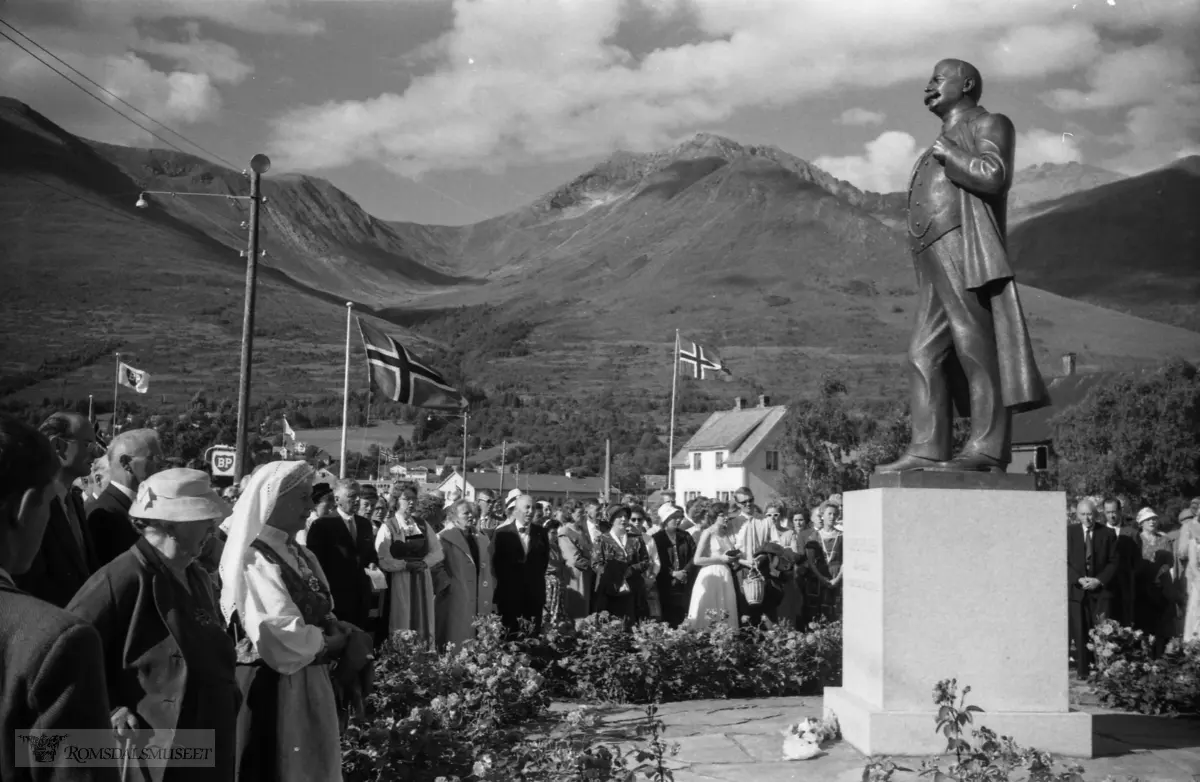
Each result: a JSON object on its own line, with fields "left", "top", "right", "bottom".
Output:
{"left": 936, "top": 58, "right": 983, "bottom": 101}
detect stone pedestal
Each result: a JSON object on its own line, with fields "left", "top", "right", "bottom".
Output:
{"left": 822, "top": 487, "right": 1093, "bottom": 758}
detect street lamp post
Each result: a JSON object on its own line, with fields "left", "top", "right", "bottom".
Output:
{"left": 135, "top": 153, "right": 271, "bottom": 483}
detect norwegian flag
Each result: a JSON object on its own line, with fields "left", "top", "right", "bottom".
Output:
{"left": 678, "top": 336, "right": 731, "bottom": 380}
{"left": 357, "top": 319, "right": 467, "bottom": 411}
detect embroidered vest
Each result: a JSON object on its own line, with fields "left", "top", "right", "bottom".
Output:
{"left": 230, "top": 539, "right": 335, "bottom": 665}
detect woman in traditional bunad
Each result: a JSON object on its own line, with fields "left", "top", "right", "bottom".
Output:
{"left": 685, "top": 506, "right": 747, "bottom": 630}
{"left": 219, "top": 461, "right": 351, "bottom": 782}
{"left": 376, "top": 483, "right": 443, "bottom": 646}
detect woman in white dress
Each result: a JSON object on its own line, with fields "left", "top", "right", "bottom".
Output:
{"left": 1184, "top": 532, "right": 1200, "bottom": 642}
{"left": 376, "top": 484, "right": 443, "bottom": 645}
{"left": 686, "top": 510, "right": 750, "bottom": 630}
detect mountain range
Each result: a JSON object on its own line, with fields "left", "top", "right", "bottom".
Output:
{"left": 2, "top": 96, "right": 1198, "bottom": 413}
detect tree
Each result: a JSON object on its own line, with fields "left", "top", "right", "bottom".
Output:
{"left": 1051, "top": 359, "right": 1200, "bottom": 508}
{"left": 778, "top": 378, "right": 864, "bottom": 510}
{"left": 610, "top": 453, "right": 644, "bottom": 496}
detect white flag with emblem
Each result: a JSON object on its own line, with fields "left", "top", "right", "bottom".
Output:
{"left": 118, "top": 362, "right": 150, "bottom": 394}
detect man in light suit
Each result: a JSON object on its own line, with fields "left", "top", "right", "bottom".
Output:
{"left": 87, "top": 428, "right": 163, "bottom": 568}
{"left": 1068, "top": 498, "right": 1119, "bottom": 679}
{"left": 433, "top": 500, "right": 495, "bottom": 649}
{"left": 16, "top": 413, "right": 101, "bottom": 608}
{"left": 0, "top": 414, "right": 117, "bottom": 782}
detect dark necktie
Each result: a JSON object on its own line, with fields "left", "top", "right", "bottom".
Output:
{"left": 1084, "top": 528, "right": 1094, "bottom": 576}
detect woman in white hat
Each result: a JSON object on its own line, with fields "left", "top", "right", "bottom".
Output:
{"left": 219, "top": 460, "right": 354, "bottom": 781}
{"left": 1132, "top": 507, "right": 1178, "bottom": 655}
{"left": 68, "top": 467, "right": 238, "bottom": 781}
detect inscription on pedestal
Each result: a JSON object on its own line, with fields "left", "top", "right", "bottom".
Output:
{"left": 844, "top": 537, "right": 881, "bottom": 592}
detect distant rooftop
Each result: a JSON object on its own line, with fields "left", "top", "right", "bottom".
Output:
{"left": 672, "top": 401, "right": 789, "bottom": 467}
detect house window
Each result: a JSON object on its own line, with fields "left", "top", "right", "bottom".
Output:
{"left": 1035, "top": 445, "right": 1049, "bottom": 472}
{"left": 715, "top": 452, "right": 725, "bottom": 469}
{"left": 692, "top": 452, "right": 701, "bottom": 470}
{"left": 765, "top": 450, "right": 779, "bottom": 471}
{"left": 719, "top": 491, "right": 730, "bottom": 502}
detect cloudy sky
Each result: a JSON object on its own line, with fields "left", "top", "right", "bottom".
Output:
{"left": 2, "top": 0, "right": 1198, "bottom": 224}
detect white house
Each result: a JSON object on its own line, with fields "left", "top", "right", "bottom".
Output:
{"left": 671, "top": 396, "right": 788, "bottom": 505}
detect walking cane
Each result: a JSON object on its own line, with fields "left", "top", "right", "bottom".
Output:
{"left": 121, "top": 737, "right": 132, "bottom": 780}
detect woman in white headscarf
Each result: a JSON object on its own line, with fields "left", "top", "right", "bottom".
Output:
{"left": 219, "top": 460, "right": 351, "bottom": 782}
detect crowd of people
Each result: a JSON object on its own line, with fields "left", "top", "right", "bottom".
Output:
{"left": 1066, "top": 495, "right": 1200, "bottom": 679}
{"left": 2, "top": 407, "right": 1198, "bottom": 782}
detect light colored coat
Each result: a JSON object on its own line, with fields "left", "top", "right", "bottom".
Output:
{"left": 558, "top": 524, "right": 594, "bottom": 619}
{"left": 433, "top": 526, "right": 496, "bottom": 649}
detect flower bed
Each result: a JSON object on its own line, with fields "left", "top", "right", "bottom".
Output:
{"left": 1088, "top": 620, "right": 1200, "bottom": 716}
{"left": 342, "top": 613, "right": 843, "bottom": 781}
{"left": 528, "top": 611, "right": 843, "bottom": 703}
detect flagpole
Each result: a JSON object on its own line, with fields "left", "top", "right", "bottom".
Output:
{"left": 604, "top": 438, "right": 611, "bottom": 503}
{"left": 667, "top": 330, "right": 680, "bottom": 491}
{"left": 460, "top": 410, "right": 469, "bottom": 487}
{"left": 112, "top": 352, "right": 121, "bottom": 435}
{"left": 498, "top": 440, "right": 506, "bottom": 499}
{"left": 339, "top": 302, "right": 353, "bottom": 479}
{"left": 88, "top": 395, "right": 94, "bottom": 423}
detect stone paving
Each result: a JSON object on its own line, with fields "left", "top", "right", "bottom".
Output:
{"left": 551, "top": 686, "right": 1200, "bottom": 781}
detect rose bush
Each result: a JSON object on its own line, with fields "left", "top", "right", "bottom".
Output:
{"left": 527, "top": 611, "right": 843, "bottom": 703}
{"left": 342, "top": 613, "right": 843, "bottom": 780}
{"left": 1088, "top": 620, "right": 1200, "bottom": 716}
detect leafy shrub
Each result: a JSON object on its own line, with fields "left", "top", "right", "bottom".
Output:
{"left": 342, "top": 616, "right": 549, "bottom": 782}
{"left": 864, "top": 679, "right": 1103, "bottom": 782}
{"left": 526, "top": 611, "right": 842, "bottom": 703}
{"left": 1088, "top": 619, "right": 1200, "bottom": 716}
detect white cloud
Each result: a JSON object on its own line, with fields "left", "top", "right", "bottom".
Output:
{"left": 0, "top": 26, "right": 224, "bottom": 144}
{"left": 1043, "top": 44, "right": 1193, "bottom": 111}
{"left": 268, "top": 0, "right": 1200, "bottom": 177}
{"left": 836, "top": 108, "right": 885, "bottom": 126}
{"left": 813, "top": 131, "right": 920, "bottom": 194}
{"left": 985, "top": 22, "right": 1101, "bottom": 79}
{"left": 136, "top": 24, "right": 254, "bottom": 85}
{"left": 1015, "top": 128, "right": 1083, "bottom": 170}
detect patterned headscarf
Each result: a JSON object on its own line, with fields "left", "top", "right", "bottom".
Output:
{"left": 219, "top": 460, "right": 314, "bottom": 625}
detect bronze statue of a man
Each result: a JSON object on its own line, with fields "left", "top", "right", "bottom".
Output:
{"left": 877, "top": 59, "right": 1049, "bottom": 474}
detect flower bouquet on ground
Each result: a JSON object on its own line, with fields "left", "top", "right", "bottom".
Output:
{"left": 780, "top": 714, "right": 840, "bottom": 760}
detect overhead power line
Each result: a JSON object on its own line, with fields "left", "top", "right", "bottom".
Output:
{"left": 0, "top": 18, "right": 241, "bottom": 170}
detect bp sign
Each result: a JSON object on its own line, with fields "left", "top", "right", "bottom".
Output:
{"left": 209, "top": 447, "right": 236, "bottom": 477}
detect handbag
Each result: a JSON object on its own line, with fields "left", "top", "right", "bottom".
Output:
{"left": 743, "top": 566, "right": 766, "bottom": 606}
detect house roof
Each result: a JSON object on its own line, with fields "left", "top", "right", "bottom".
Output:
{"left": 671, "top": 405, "right": 788, "bottom": 467}
{"left": 1011, "top": 371, "right": 1115, "bottom": 445}
{"left": 438, "top": 472, "right": 610, "bottom": 496}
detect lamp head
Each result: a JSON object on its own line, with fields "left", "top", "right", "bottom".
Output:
{"left": 135, "top": 193, "right": 148, "bottom": 209}
{"left": 250, "top": 154, "right": 271, "bottom": 175}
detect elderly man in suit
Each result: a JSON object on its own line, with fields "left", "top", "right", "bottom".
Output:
{"left": 0, "top": 414, "right": 117, "bottom": 782}
{"left": 15, "top": 412, "right": 102, "bottom": 607}
{"left": 306, "top": 479, "right": 378, "bottom": 633}
{"left": 877, "top": 58, "right": 1047, "bottom": 474}
{"left": 433, "top": 500, "right": 495, "bottom": 649}
{"left": 1068, "top": 498, "right": 1119, "bottom": 679}
{"left": 493, "top": 494, "right": 551, "bottom": 637}
{"left": 87, "top": 428, "right": 163, "bottom": 568}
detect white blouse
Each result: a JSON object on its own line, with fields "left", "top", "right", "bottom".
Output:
{"left": 376, "top": 514, "right": 444, "bottom": 573}
{"left": 240, "top": 526, "right": 334, "bottom": 676}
